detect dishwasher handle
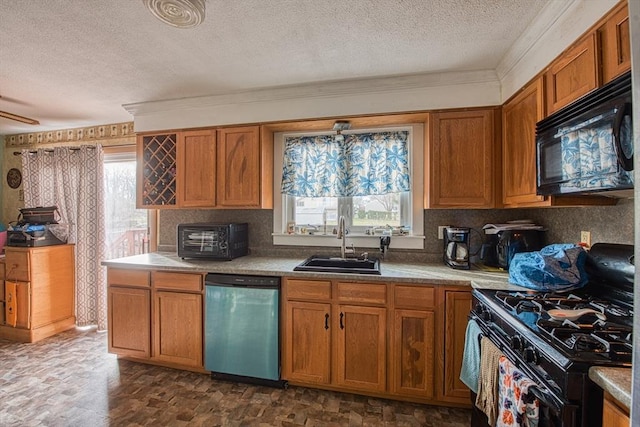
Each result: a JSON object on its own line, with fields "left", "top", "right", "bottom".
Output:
{"left": 205, "top": 273, "right": 280, "bottom": 288}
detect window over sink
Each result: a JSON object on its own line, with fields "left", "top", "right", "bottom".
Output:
{"left": 273, "top": 125, "right": 424, "bottom": 250}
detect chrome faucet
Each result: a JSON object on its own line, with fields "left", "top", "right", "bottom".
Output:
{"left": 337, "top": 215, "right": 354, "bottom": 259}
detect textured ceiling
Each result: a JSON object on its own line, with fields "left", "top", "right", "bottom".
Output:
{"left": 0, "top": 0, "right": 550, "bottom": 135}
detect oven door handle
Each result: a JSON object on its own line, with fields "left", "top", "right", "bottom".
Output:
{"left": 528, "top": 384, "right": 562, "bottom": 414}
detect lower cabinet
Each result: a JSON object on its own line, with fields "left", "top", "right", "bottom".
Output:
{"left": 283, "top": 277, "right": 471, "bottom": 406}
{"left": 107, "top": 267, "right": 204, "bottom": 370}
{"left": 440, "top": 289, "right": 473, "bottom": 403}
{"left": 602, "top": 392, "right": 630, "bottom": 427}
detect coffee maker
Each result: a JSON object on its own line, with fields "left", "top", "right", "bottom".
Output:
{"left": 443, "top": 227, "right": 471, "bottom": 270}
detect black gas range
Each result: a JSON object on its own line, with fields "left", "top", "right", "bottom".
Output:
{"left": 470, "top": 243, "right": 634, "bottom": 427}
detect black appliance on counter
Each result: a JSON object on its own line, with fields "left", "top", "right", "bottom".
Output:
{"left": 480, "top": 224, "right": 546, "bottom": 269}
{"left": 7, "top": 206, "right": 68, "bottom": 247}
{"left": 536, "top": 71, "right": 633, "bottom": 197}
{"left": 469, "top": 243, "right": 634, "bottom": 427}
{"left": 443, "top": 227, "right": 471, "bottom": 270}
{"left": 178, "top": 222, "right": 248, "bottom": 260}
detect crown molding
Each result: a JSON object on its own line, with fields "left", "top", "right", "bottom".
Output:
{"left": 123, "top": 69, "right": 499, "bottom": 116}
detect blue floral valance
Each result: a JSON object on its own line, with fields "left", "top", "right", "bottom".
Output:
{"left": 281, "top": 131, "right": 410, "bottom": 197}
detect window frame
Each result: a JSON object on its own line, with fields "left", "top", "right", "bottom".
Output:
{"left": 273, "top": 125, "right": 424, "bottom": 250}
{"left": 103, "top": 145, "right": 158, "bottom": 253}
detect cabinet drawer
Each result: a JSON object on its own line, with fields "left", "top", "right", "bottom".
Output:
{"left": 152, "top": 271, "right": 203, "bottom": 292}
{"left": 337, "top": 282, "right": 386, "bottom": 305}
{"left": 394, "top": 285, "right": 436, "bottom": 309}
{"left": 286, "top": 279, "right": 331, "bottom": 300}
{"left": 107, "top": 268, "right": 150, "bottom": 288}
{"left": 5, "top": 251, "right": 29, "bottom": 282}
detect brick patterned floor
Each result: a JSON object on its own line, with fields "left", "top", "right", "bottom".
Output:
{"left": 0, "top": 328, "right": 471, "bottom": 426}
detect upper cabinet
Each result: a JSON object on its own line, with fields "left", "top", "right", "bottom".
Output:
{"left": 545, "top": 33, "right": 599, "bottom": 115}
{"left": 137, "top": 125, "right": 273, "bottom": 209}
{"left": 599, "top": 2, "right": 630, "bottom": 84}
{"left": 502, "top": 78, "right": 546, "bottom": 207}
{"left": 426, "top": 109, "right": 498, "bottom": 208}
{"left": 217, "top": 126, "right": 273, "bottom": 209}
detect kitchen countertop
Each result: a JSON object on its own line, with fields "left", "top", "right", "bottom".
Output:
{"left": 102, "top": 252, "right": 529, "bottom": 291}
{"left": 589, "top": 367, "right": 632, "bottom": 411}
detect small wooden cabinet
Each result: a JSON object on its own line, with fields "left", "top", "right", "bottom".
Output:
{"left": 599, "top": 2, "right": 630, "bottom": 84}
{"left": 427, "top": 109, "right": 498, "bottom": 208}
{"left": 0, "top": 245, "right": 75, "bottom": 343}
{"left": 545, "top": 33, "right": 599, "bottom": 115}
{"left": 390, "top": 285, "right": 436, "bottom": 399}
{"left": 107, "top": 267, "right": 204, "bottom": 370}
{"left": 177, "top": 129, "right": 217, "bottom": 208}
{"left": 439, "top": 288, "right": 473, "bottom": 403}
{"left": 217, "top": 126, "right": 262, "bottom": 208}
{"left": 602, "top": 391, "right": 629, "bottom": 427}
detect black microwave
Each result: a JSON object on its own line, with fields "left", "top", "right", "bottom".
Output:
{"left": 177, "top": 223, "right": 248, "bottom": 260}
{"left": 536, "top": 71, "right": 633, "bottom": 197}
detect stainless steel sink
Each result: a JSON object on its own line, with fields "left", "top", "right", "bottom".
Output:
{"left": 294, "top": 255, "right": 381, "bottom": 275}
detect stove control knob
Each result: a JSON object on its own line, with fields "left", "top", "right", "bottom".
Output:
{"left": 510, "top": 335, "right": 524, "bottom": 352}
{"left": 523, "top": 347, "right": 540, "bottom": 364}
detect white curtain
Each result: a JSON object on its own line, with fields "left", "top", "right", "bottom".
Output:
{"left": 21, "top": 146, "right": 107, "bottom": 330}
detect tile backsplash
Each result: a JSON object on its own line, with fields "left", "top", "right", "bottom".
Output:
{"left": 159, "top": 198, "right": 634, "bottom": 263}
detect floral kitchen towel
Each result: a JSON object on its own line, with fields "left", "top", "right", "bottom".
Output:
{"left": 496, "top": 356, "right": 540, "bottom": 427}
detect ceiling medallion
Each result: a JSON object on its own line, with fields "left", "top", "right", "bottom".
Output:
{"left": 143, "top": 0, "right": 205, "bottom": 29}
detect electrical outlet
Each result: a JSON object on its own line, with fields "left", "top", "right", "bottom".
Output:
{"left": 438, "top": 225, "right": 449, "bottom": 240}
{"left": 580, "top": 231, "right": 592, "bottom": 248}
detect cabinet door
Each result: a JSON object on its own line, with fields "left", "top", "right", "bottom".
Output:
{"left": 108, "top": 286, "right": 151, "bottom": 358}
{"left": 392, "top": 309, "right": 435, "bottom": 399}
{"left": 283, "top": 301, "right": 331, "bottom": 384}
{"left": 440, "top": 290, "right": 472, "bottom": 402}
{"left": 216, "top": 126, "right": 261, "bottom": 207}
{"left": 177, "top": 130, "right": 216, "bottom": 207}
{"left": 600, "top": 3, "right": 630, "bottom": 84}
{"left": 545, "top": 33, "right": 599, "bottom": 114}
{"left": 502, "top": 77, "right": 547, "bottom": 207}
{"left": 602, "top": 393, "right": 629, "bottom": 427}
{"left": 428, "top": 109, "right": 496, "bottom": 208}
{"left": 5, "top": 281, "right": 30, "bottom": 329}
{"left": 153, "top": 291, "right": 203, "bottom": 368}
{"left": 335, "top": 304, "right": 386, "bottom": 392}
{"left": 137, "top": 133, "right": 178, "bottom": 208}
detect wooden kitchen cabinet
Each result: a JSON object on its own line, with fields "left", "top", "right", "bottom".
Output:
{"left": 107, "top": 267, "right": 205, "bottom": 371}
{"left": 138, "top": 130, "right": 216, "bottom": 208}
{"left": 283, "top": 279, "right": 387, "bottom": 394}
{"left": 545, "top": 33, "right": 599, "bottom": 115}
{"left": 151, "top": 271, "right": 203, "bottom": 368}
{"left": 391, "top": 285, "right": 436, "bottom": 399}
{"left": 177, "top": 129, "right": 217, "bottom": 207}
{"left": 427, "top": 109, "right": 498, "bottom": 208}
{"left": 334, "top": 304, "right": 387, "bottom": 392}
{"left": 107, "top": 268, "right": 151, "bottom": 358}
{"left": 138, "top": 125, "right": 272, "bottom": 209}
{"left": 0, "top": 245, "right": 75, "bottom": 343}
{"left": 284, "top": 300, "right": 332, "bottom": 384}
{"left": 439, "top": 288, "right": 472, "bottom": 403}
{"left": 599, "top": 2, "right": 630, "bottom": 84}
{"left": 602, "top": 391, "right": 629, "bottom": 427}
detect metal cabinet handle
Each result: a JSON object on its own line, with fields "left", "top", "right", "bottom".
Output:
{"left": 324, "top": 313, "right": 329, "bottom": 330}
{"left": 340, "top": 312, "right": 344, "bottom": 329}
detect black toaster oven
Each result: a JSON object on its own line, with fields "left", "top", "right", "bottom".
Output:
{"left": 177, "top": 223, "right": 248, "bottom": 260}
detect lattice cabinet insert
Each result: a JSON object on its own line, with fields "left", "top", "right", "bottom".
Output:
{"left": 141, "top": 134, "right": 177, "bottom": 206}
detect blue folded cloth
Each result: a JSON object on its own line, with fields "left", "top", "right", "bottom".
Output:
{"left": 459, "top": 318, "right": 483, "bottom": 393}
{"left": 508, "top": 243, "right": 588, "bottom": 292}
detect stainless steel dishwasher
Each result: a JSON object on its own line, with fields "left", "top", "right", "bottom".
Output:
{"left": 204, "top": 273, "right": 285, "bottom": 387}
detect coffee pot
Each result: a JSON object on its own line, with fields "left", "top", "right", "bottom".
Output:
{"left": 443, "top": 227, "right": 471, "bottom": 270}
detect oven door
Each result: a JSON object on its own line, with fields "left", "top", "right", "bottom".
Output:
{"left": 469, "top": 313, "right": 579, "bottom": 427}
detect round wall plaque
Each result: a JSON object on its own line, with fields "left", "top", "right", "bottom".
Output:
{"left": 7, "top": 168, "right": 22, "bottom": 189}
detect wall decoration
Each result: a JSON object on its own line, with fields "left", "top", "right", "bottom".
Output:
{"left": 7, "top": 168, "right": 22, "bottom": 189}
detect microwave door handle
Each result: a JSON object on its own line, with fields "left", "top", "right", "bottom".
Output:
{"left": 612, "top": 103, "right": 633, "bottom": 171}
